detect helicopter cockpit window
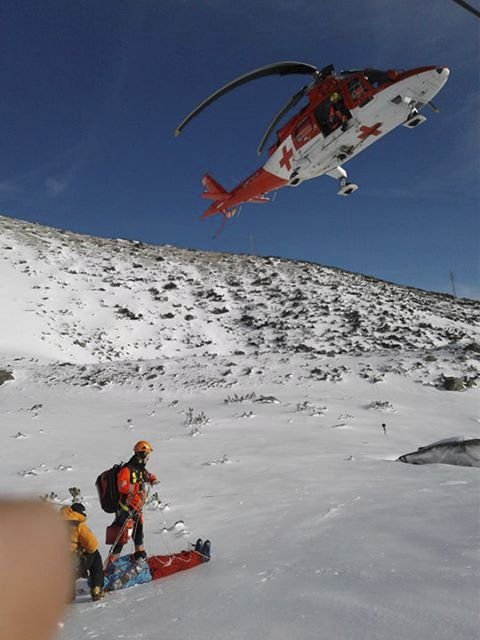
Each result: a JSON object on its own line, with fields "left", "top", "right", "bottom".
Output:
{"left": 363, "top": 69, "right": 391, "bottom": 88}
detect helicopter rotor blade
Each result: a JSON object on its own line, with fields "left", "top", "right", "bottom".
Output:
{"left": 257, "top": 86, "right": 309, "bottom": 156}
{"left": 175, "top": 61, "right": 319, "bottom": 136}
{"left": 450, "top": 0, "right": 480, "bottom": 18}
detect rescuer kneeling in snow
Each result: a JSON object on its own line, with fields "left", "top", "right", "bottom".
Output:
{"left": 61, "top": 503, "right": 105, "bottom": 602}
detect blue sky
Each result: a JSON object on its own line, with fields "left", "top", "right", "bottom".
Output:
{"left": 1, "top": 1, "right": 479, "bottom": 297}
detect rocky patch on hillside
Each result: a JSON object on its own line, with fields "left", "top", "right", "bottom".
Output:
{"left": 1, "top": 214, "right": 479, "bottom": 390}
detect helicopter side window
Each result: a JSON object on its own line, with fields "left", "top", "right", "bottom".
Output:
{"left": 348, "top": 78, "right": 365, "bottom": 101}
{"left": 347, "top": 76, "right": 373, "bottom": 107}
{"left": 294, "top": 117, "right": 315, "bottom": 147}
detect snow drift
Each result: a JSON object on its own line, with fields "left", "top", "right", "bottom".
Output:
{"left": 398, "top": 437, "right": 480, "bottom": 467}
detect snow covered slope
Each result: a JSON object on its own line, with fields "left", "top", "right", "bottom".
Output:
{"left": 1, "top": 214, "right": 478, "bottom": 389}
{"left": 1, "top": 214, "right": 479, "bottom": 640}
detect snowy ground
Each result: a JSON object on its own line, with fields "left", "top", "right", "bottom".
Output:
{"left": 1, "top": 216, "right": 479, "bottom": 639}
{"left": 2, "top": 364, "right": 479, "bottom": 640}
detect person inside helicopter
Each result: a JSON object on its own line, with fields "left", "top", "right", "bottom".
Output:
{"left": 328, "top": 92, "right": 349, "bottom": 131}
{"left": 315, "top": 91, "right": 351, "bottom": 136}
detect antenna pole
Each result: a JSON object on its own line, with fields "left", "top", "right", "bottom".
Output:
{"left": 450, "top": 271, "right": 457, "bottom": 298}
{"left": 249, "top": 234, "right": 257, "bottom": 255}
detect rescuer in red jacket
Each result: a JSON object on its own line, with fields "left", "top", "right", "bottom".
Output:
{"left": 110, "top": 441, "right": 158, "bottom": 562}
{"left": 328, "top": 92, "right": 349, "bottom": 132}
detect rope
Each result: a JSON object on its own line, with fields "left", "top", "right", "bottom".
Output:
{"left": 340, "top": 192, "right": 387, "bottom": 435}
{"left": 150, "top": 543, "right": 208, "bottom": 566}
{"left": 104, "top": 485, "right": 151, "bottom": 567}
{"left": 212, "top": 213, "right": 228, "bottom": 239}
{"left": 157, "top": 519, "right": 195, "bottom": 556}
{"left": 159, "top": 525, "right": 173, "bottom": 555}
{"left": 104, "top": 513, "right": 137, "bottom": 570}
{"left": 342, "top": 193, "right": 354, "bottom": 266}
{"left": 104, "top": 466, "right": 204, "bottom": 575}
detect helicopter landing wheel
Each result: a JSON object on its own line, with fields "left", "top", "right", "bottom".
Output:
{"left": 337, "top": 182, "right": 359, "bottom": 196}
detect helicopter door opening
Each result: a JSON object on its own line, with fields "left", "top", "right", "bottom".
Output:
{"left": 314, "top": 92, "right": 351, "bottom": 137}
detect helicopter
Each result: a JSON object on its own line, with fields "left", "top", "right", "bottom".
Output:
{"left": 175, "top": 62, "right": 450, "bottom": 224}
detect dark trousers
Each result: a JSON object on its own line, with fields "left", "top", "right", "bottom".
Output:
{"left": 77, "top": 550, "right": 104, "bottom": 589}
{"left": 112, "top": 510, "right": 144, "bottom": 555}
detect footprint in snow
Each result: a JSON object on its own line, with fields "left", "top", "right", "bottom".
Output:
{"left": 18, "top": 463, "right": 50, "bottom": 477}
{"left": 161, "top": 520, "right": 190, "bottom": 537}
{"left": 18, "top": 463, "right": 72, "bottom": 476}
{"left": 254, "top": 395, "right": 280, "bottom": 404}
{"left": 146, "top": 497, "right": 170, "bottom": 511}
{"left": 202, "top": 454, "right": 230, "bottom": 466}
{"left": 323, "top": 504, "right": 345, "bottom": 519}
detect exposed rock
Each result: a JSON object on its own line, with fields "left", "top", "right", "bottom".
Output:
{"left": 440, "top": 376, "right": 478, "bottom": 391}
{"left": 0, "top": 369, "right": 14, "bottom": 385}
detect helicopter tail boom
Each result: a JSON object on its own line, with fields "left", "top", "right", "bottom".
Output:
{"left": 200, "top": 173, "right": 232, "bottom": 218}
{"left": 200, "top": 168, "right": 286, "bottom": 220}
{"left": 201, "top": 174, "right": 230, "bottom": 200}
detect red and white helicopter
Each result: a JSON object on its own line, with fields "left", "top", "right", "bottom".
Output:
{"left": 176, "top": 62, "right": 450, "bottom": 224}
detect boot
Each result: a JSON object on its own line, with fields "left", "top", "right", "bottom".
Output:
{"left": 201, "top": 540, "right": 211, "bottom": 561}
{"left": 194, "top": 538, "right": 203, "bottom": 553}
{"left": 90, "top": 586, "right": 105, "bottom": 602}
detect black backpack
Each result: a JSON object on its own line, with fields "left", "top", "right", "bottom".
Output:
{"left": 95, "top": 463, "right": 124, "bottom": 513}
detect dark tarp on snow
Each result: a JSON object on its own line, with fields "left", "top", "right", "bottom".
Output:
{"left": 398, "top": 438, "right": 480, "bottom": 467}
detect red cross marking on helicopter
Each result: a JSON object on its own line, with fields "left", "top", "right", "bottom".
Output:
{"left": 279, "top": 145, "right": 293, "bottom": 171}
{"left": 358, "top": 122, "right": 382, "bottom": 140}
